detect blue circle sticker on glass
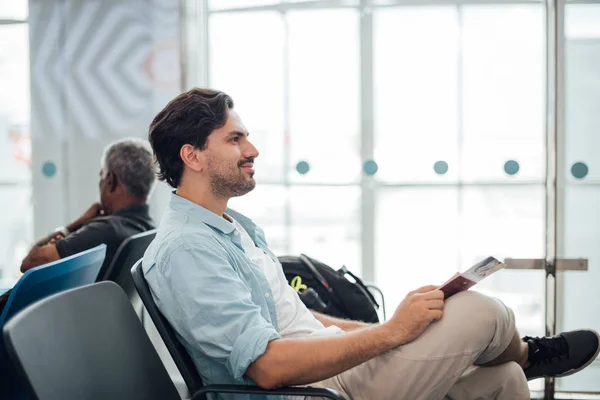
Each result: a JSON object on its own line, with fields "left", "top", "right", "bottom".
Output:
{"left": 571, "top": 162, "right": 588, "bottom": 179}
{"left": 42, "top": 161, "right": 57, "bottom": 178}
{"left": 504, "top": 160, "right": 520, "bottom": 176}
{"left": 433, "top": 161, "right": 448, "bottom": 175}
{"left": 363, "top": 160, "right": 378, "bottom": 176}
{"left": 295, "top": 160, "right": 310, "bottom": 175}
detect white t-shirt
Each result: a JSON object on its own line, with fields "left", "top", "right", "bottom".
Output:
{"left": 231, "top": 218, "right": 342, "bottom": 338}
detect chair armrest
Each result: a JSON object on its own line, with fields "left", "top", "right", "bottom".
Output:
{"left": 190, "top": 384, "right": 346, "bottom": 400}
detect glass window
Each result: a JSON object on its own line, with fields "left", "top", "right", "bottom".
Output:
{"left": 558, "top": 185, "right": 600, "bottom": 391}
{"left": 375, "top": 187, "right": 459, "bottom": 315}
{"left": 564, "top": 5, "right": 600, "bottom": 184}
{"left": 289, "top": 186, "right": 361, "bottom": 274}
{"left": 461, "top": 5, "right": 545, "bottom": 182}
{"left": 0, "top": 0, "right": 27, "bottom": 20}
{"left": 459, "top": 186, "right": 545, "bottom": 263}
{"left": 228, "top": 185, "right": 288, "bottom": 254}
{"left": 209, "top": 0, "right": 280, "bottom": 11}
{"left": 460, "top": 186, "right": 545, "bottom": 338}
{"left": 287, "top": 9, "right": 360, "bottom": 184}
{"left": 0, "top": 23, "right": 31, "bottom": 285}
{"left": 558, "top": 4, "right": 600, "bottom": 392}
{"left": 209, "top": 12, "right": 285, "bottom": 182}
{"left": 373, "top": 7, "right": 459, "bottom": 183}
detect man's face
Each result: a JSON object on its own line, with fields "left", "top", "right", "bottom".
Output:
{"left": 203, "top": 109, "right": 259, "bottom": 199}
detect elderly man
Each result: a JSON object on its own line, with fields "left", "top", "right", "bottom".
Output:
{"left": 0, "top": 138, "right": 156, "bottom": 313}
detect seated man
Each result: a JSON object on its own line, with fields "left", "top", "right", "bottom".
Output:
{"left": 0, "top": 138, "right": 156, "bottom": 313}
{"left": 143, "top": 88, "right": 600, "bottom": 400}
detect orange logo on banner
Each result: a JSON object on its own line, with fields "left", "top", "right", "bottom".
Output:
{"left": 10, "top": 131, "right": 31, "bottom": 166}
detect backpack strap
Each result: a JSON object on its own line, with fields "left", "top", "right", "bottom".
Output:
{"left": 299, "top": 254, "right": 333, "bottom": 292}
{"left": 299, "top": 254, "right": 357, "bottom": 320}
{"left": 339, "top": 265, "right": 380, "bottom": 310}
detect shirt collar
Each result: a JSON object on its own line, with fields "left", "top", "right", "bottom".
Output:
{"left": 169, "top": 191, "right": 236, "bottom": 234}
{"left": 112, "top": 203, "right": 150, "bottom": 217}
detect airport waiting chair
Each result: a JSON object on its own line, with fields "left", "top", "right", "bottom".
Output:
{"left": 0, "top": 243, "right": 106, "bottom": 328}
{"left": 0, "top": 244, "right": 107, "bottom": 399}
{"left": 96, "top": 229, "right": 156, "bottom": 313}
{"left": 2, "top": 282, "right": 182, "bottom": 400}
{"left": 131, "top": 259, "right": 346, "bottom": 400}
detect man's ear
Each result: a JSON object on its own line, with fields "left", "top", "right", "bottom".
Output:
{"left": 180, "top": 144, "right": 204, "bottom": 172}
{"left": 106, "top": 170, "right": 118, "bottom": 192}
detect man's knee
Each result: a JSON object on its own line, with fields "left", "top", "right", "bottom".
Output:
{"left": 446, "top": 291, "right": 512, "bottom": 327}
{"left": 442, "top": 291, "right": 515, "bottom": 346}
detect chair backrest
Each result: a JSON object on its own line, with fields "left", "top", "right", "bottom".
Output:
{"left": 2, "top": 281, "right": 181, "bottom": 400}
{"left": 96, "top": 229, "right": 156, "bottom": 283}
{"left": 131, "top": 259, "right": 204, "bottom": 394}
{"left": 0, "top": 244, "right": 107, "bottom": 327}
{"left": 96, "top": 230, "right": 156, "bottom": 311}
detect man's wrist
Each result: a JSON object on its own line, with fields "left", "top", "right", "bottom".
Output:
{"left": 380, "top": 321, "right": 407, "bottom": 347}
{"left": 66, "top": 220, "right": 81, "bottom": 233}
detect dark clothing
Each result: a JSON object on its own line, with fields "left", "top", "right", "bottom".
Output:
{"left": 55, "top": 204, "right": 154, "bottom": 270}
{"left": 0, "top": 204, "right": 155, "bottom": 315}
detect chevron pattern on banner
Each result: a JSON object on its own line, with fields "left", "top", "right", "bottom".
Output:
{"left": 30, "top": 0, "right": 180, "bottom": 140}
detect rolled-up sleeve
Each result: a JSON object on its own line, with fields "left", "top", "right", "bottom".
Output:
{"left": 155, "top": 241, "right": 281, "bottom": 380}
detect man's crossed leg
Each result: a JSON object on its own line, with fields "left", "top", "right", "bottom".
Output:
{"left": 307, "top": 291, "right": 600, "bottom": 400}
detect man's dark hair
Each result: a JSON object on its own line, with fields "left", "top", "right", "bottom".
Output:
{"left": 148, "top": 88, "right": 234, "bottom": 188}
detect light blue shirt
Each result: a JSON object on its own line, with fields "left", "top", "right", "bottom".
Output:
{"left": 143, "top": 192, "right": 286, "bottom": 400}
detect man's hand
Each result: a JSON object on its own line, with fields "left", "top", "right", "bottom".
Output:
{"left": 387, "top": 285, "right": 445, "bottom": 345}
{"left": 67, "top": 202, "right": 103, "bottom": 233}
{"left": 48, "top": 233, "right": 64, "bottom": 245}
{"left": 80, "top": 202, "right": 104, "bottom": 222}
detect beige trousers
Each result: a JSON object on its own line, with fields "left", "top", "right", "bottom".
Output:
{"left": 297, "top": 291, "right": 530, "bottom": 400}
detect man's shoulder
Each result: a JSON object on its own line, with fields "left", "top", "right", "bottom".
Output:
{"left": 148, "top": 217, "right": 225, "bottom": 264}
{"left": 82, "top": 215, "right": 137, "bottom": 241}
{"left": 78, "top": 216, "right": 116, "bottom": 235}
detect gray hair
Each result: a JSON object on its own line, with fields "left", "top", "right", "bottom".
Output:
{"left": 101, "top": 138, "right": 156, "bottom": 199}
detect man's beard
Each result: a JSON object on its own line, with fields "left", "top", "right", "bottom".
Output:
{"left": 207, "top": 156, "right": 256, "bottom": 199}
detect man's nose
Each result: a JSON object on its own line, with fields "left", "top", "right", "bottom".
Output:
{"left": 243, "top": 140, "right": 259, "bottom": 159}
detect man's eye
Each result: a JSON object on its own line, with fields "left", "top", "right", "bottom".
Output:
{"left": 232, "top": 136, "right": 240, "bottom": 142}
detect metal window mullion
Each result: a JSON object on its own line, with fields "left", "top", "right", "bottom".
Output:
{"left": 555, "top": 0, "right": 567, "bottom": 329}
{"left": 0, "top": 19, "right": 28, "bottom": 24}
{"left": 208, "top": 0, "right": 361, "bottom": 14}
{"left": 189, "top": 0, "right": 209, "bottom": 88}
{"left": 282, "top": 10, "right": 292, "bottom": 255}
{"left": 179, "top": 0, "right": 188, "bottom": 90}
{"left": 205, "top": 0, "right": 600, "bottom": 14}
{"left": 360, "top": 1, "right": 376, "bottom": 282}
{"left": 456, "top": 4, "right": 465, "bottom": 272}
{"left": 554, "top": 0, "right": 568, "bottom": 395}
{"left": 200, "top": 0, "right": 210, "bottom": 87}
{"left": 544, "top": 0, "right": 564, "bottom": 397}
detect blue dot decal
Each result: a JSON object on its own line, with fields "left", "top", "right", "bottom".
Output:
{"left": 42, "top": 161, "right": 57, "bottom": 178}
{"left": 434, "top": 161, "right": 448, "bottom": 175}
{"left": 295, "top": 161, "right": 310, "bottom": 175}
{"left": 571, "top": 162, "right": 588, "bottom": 179}
{"left": 363, "top": 160, "right": 378, "bottom": 176}
{"left": 504, "top": 160, "right": 520, "bottom": 176}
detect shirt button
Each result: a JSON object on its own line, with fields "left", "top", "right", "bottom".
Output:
{"left": 265, "top": 292, "right": 270, "bottom": 298}
{"left": 233, "top": 231, "right": 239, "bottom": 236}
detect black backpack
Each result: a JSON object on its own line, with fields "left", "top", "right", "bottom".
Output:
{"left": 279, "top": 254, "right": 380, "bottom": 323}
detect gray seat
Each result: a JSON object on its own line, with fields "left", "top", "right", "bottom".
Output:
{"left": 96, "top": 229, "right": 156, "bottom": 314}
{"left": 2, "top": 281, "right": 182, "bottom": 400}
